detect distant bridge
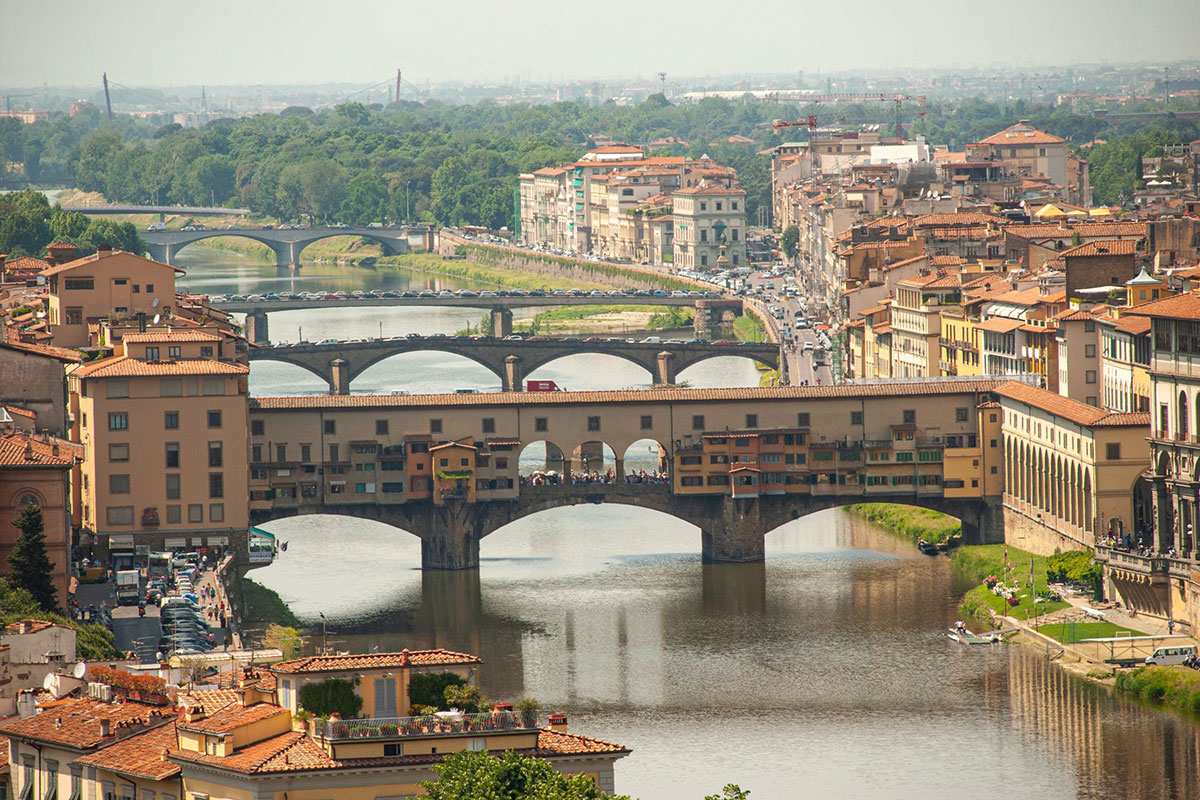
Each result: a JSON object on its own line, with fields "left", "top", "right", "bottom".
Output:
{"left": 64, "top": 204, "right": 252, "bottom": 217}
{"left": 248, "top": 336, "right": 781, "bottom": 393}
{"left": 143, "top": 226, "right": 412, "bottom": 267}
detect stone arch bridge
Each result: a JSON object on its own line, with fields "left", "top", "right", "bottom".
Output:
{"left": 248, "top": 337, "right": 781, "bottom": 393}
{"left": 143, "top": 226, "right": 412, "bottom": 267}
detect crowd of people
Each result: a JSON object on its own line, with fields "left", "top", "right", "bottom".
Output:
{"left": 520, "top": 468, "right": 671, "bottom": 486}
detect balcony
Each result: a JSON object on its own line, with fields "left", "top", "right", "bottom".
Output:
{"left": 317, "top": 711, "right": 538, "bottom": 741}
{"left": 1095, "top": 546, "right": 1169, "bottom": 579}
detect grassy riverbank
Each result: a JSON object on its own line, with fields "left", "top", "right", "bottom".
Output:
{"left": 1115, "top": 665, "right": 1200, "bottom": 713}
{"left": 732, "top": 314, "right": 766, "bottom": 342}
{"left": 237, "top": 578, "right": 301, "bottom": 628}
{"left": 843, "top": 503, "right": 961, "bottom": 544}
{"left": 953, "top": 543, "right": 1071, "bottom": 622}
{"left": 378, "top": 253, "right": 608, "bottom": 291}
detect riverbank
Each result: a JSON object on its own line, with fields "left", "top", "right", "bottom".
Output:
{"left": 843, "top": 503, "right": 961, "bottom": 545}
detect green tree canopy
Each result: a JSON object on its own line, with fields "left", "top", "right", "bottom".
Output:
{"left": 8, "top": 503, "right": 58, "bottom": 613}
{"left": 298, "top": 677, "right": 363, "bottom": 718}
{"left": 422, "top": 750, "right": 626, "bottom": 800}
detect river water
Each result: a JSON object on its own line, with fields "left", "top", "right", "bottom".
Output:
{"left": 178, "top": 247, "right": 1200, "bottom": 800}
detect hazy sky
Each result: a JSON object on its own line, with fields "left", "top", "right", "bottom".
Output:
{"left": 3, "top": 0, "right": 1198, "bottom": 88}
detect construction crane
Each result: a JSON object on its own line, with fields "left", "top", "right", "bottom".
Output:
{"left": 3, "top": 93, "right": 37, "bottom": 114}
{"left": 772, "top": 114, "right": 818, "bottom": 129}
{"left": 768, "top": 92, "right": 928, "bottom": 137}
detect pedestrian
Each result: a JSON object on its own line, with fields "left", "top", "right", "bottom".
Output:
{"left": 1168, "top": 619, "right": 1175, "bottom": 635}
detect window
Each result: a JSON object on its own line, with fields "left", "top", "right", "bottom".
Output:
{"left": 161, "top": 410, "right": 180, "bottom": 430}
{"left": 329, "top": 444, "right": 340, "bottom": 462}
{"left": 251, "top": 420, "right": 265, "bottom": 436}
{"left": 324, "top": 419, "right": 336, "bottom": 434}
{"left": 145, "top": 346, "right": 160, "bottom": 361}
{"left": 106, "top": 380, "right": 129, "bottom": 398}
{"left": 69, "top": 766, "right": 82, "bottom": 800}
{"left": 700, "top": 202, "right": 707, "bottom": 211}
{"left": 209, "top": 504, "right": 224, "bottom": 522}
{"left": 166, "top": 474, "right": 180, "bottom": 500}
{"left": 209, "top": 473, "right": 224, "bottom": 498}
{"left": 166, "top": 443, "right": 180, "bottom": 468}
{"left": 64, "top": 278, "right": 93, "bottom": 290}
{"left": 108, "top": 412, "right": 128, "bottom": 430}
{"left": 202, "top": 377, "right": 226, "bottom": 396}
{"left": 106, "top": 506, "right": 134, "bottom": 526}
{"left": 251, "top": 445, "right": 263, "bottom": 463}
{"left": 44, "top": 759, "right": 59, "bottom": 800}
{"left": 109, "top": 474, "right": 130, "bottom": 494}
{"left": 188, "top": 504, "right": 203, "bottom": 523}
{"left": 301, "top": 444, "right": 311, "bottom": 462}
{"left": 797, "top": 412, "right": 810, "bottom": 427}
{"left": 1086, "top": 370, "right": 1097, "bottom": 384}
{"left": 65, "top": 308, "right": 82, "bottom": 325}
{"left": 535, "top": 417, "right": 548, "bottom": 432}
{"left": 430, "top": 419, "right": 443, "bottom": 434}
{"left": 384, "top": 743, "right": 404, "bottom": 757}
{"left": 903, "top": 409, "right": 916, "bottom": 424}
{"left": 1085, "top": 344, "right": 1096, "bottom": 358}
{"left": 482, "top": 417, "right": 495, "bottom": 433}
{"left": 374, "top": 676, "right": 397, "bottom": 717}
{"left": 850, "top": 411, "right": 863, "bottom": 426}
{"left": 274, "top": 444, "right": 286, "bottom": 463}
{"left": 376, "top": 419, "right": 389, "bottom": 435}
{"left": 207, "top": 410, "right": 222, "bottom": 428}
{"left": 1106, "top": 443, "right": 1121, "bottom": 460}
{"left": 956, "top": 407, "right": 969, "bottom": 422}
{"left": 692, "top": 414, "right": 705, "bottom": 430}
{"left": 109, "top": 443, "right": 130, "bottom": 461}
{"left": 641, "top": 415, "right": 653, "bottom": 430}
{"left": 745, "top": 414, "right": 758, "bottom": 428}
{"left": 168, "top": 346, "right": 181, "bottom": 359}
{"left": 588, "top": 416, "right": 601, "bottom": 431}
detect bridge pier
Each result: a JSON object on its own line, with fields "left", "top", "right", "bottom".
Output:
{"left": 421, "top": 502, "right": 483, "bottom": 570}
{"left": 491, "top": 308, "right": 513, "bottom": 338}
{"left": 329, "top": 359, "right": 351, "bottom": 395}
{"left": 656, "top": 351, "right": 677, "bottom": 385}
{"left": 701, "top": 497, "right": 767, "bottom": 564}
{"left": 244, "top": 308, "right": 270, "bottom": 345}
{"left": 270, "top": 242, "right": 298, "bottom": 269}
{"left": 503, "top": 355, "right": 523, "bottom": 392}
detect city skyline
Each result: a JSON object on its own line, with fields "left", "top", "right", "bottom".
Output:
{"left": 3, "top": 0, "right": 1199, "bottom": 88}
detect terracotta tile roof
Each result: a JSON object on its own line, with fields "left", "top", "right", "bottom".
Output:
{"left": 177, "top": 689, "right": 244, "bottom": 713}
{"left": 121, "top": 330, "right": 222, "bottom": 344}
{"left": 987, "top": 287, "right": 1045, "bottom": 307}
{"left": 172, "top": 729, "right": 339, "bottom": 774}
{"left": 178, "top": 702, "right": 287, "bottom": 735}
{"left": 2, "top": 619, "right": 59, "bottom": 634}
{"left": 0, "top": 698, "right": 173, "bottom": 749}
{"left": 0, "top": 432, "right": 75, "bottom": 468}
{"left": 39, "top": 249, "right": 184, "bottom": 277}
{"left": 0, "top": 339, "right": 82, "bottom": 362}
{"left": 3, "top": 405, "right": 35, "bottom": 421}
{"left": 209, "top": 669, "right": 277, "bottom": 692}
{"left": 271, "top": 649, "right": 482, "bottom": 674}
{"left": 253, "top": 381, "right": 1008, "bottom": 413}
{"left": 1114, "top": 315, "right": 1152, "bottom": 334}
{"left": 1064, "top": 222, "right": 1148, "bottom": 238}
{"left": 914, "top": 212, "right": 1007, "bottom": 227}
{"left": 71, "top": 356, "right": 248, "bottom": 379}
{"left": 673, "top": 183, "right": 746, "bottom": 196}
{"left": 930, "top": 255, "right": 966, "bottom": 267}
{"left": 880, "top": 254, "right": 928, "bottom": 271}
{"left": 74, "top": 719, "right": 181, "bottom": 781}
{"left": 535, "top": 728, "right": 630, "bottom": 755}
{"left": 1061, "top": 239, "right": 1138, "bottom": 258}
{"left": 995, "top": 381, "right": 1150, "bottom": 428}
{"left": 1125, "top": 293, "right": 1200, "bottom": 321}
{"left": 1053, "top": 308, "right": 1097, "bottom": 322}
{"left": 3, "top": 256, "right": 51, "bottom": 275}
{"left": 978, "top": 123, "right": 1065, "bottom": 146}
{"left": 976, "top": 318, "right": 1023, "bottom": 333}
{"left": 532, "top": 167, "right": 568, "bottom": 177}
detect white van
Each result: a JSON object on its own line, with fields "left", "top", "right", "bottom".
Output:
{"left": 147, "top": 221, "right": 166, "bottom": 232}
{"left": 1145, "top": 645, "right": 1196, "bottom": 665}
{"left": 643, "top": 336, "right": 662, "bottom": 344}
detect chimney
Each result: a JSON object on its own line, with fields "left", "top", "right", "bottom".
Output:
{"left": 99, "top": 717, "right": 111, "bottom": 738}
{"left": 547, "top": 713, "right": 567, "bottom": 733}
{"left": 47, "top": 241, "right": 78, "bottom": 264}
{"left": 19, "top": 620, "right": 31, "bottom": 634}
{"left": 97, "top": 243, "right": 113, "bottom": 258}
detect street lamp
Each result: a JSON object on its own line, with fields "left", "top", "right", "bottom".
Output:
{"left": 406, "top": 182, "right": 411, "bottom": 224}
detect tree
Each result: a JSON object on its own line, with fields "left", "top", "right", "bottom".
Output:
{"left": 408, "top": 671, "right": 467, "bottom": 712}
{"left": 297, "top": 677, "right": 363, "bottom": 718}
{"left": 261, "top": 622, "right": 303, "bottom": 659}
{"left": 443, "top": 683, "right": 490, "bottom": 713}
{"left": 422, "top": 750, "right": 626, "bottom": 800}
{"left": 781, "top": 225, "right": 799, "bottom": 257}
{"left": 8, "top": 503, "right": 58, "bottom": 613}
{"left": 338, "top": 171, "right": 390, "bottom": 225}
{"left": 298, "top": 160, "right": 347, "bottom": 223}
{"left": 705, "top": 786, "right": 750, "bottom": 800}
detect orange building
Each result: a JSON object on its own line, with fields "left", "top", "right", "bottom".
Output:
{"left": 0, "top": 429, "right": 76, "bottom": 603}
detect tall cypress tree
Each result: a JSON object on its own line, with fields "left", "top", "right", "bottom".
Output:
{"left": 8, "top": 503, "right": 59, "bottom": 613}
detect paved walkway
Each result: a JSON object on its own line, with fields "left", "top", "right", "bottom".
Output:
{"left": 194, "top": 556, "right": 242, "bottom": 650}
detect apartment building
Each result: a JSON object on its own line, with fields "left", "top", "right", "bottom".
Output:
{"left": 672, "top": 183, "right": 747, "bottom": 269}
{"left": 891, "top": 272, "right": 961, "bottom": 377}
{"left": 41, "top": 246, "right": 182, "bottom": 348}
{"left": 1053, "top": 309, "right": 1101, "bottom": 405}
{"left": 1098, "top": 314, "right": 1152, "bottom": 412}
{"left": 965, "top": 122, "right": 1069, "bottom": 192}
{"left": 67, "top": 329, "right": 249, "bottom": 557}
{"left": 0, "top": 429, "right": 75, "bottom": 601}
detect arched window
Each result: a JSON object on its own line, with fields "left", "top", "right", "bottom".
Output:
{"left": 1179, "top": 391, "right": 1189, "bottom": 438}
{"left": 18, "top": 493, "right": 39, "bottom": 508}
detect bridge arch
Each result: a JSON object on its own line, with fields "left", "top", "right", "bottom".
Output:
{"left": 517, "top": 440, "right": 567, "bottom": 478}
{"left": 152, "top": 229, "right": 408, "bottom": 267}
{"left": 244, "top": 352, "right": 340, "bottom": 389}
{"left": 521, "top": 352, "right": 658, "bottom": 388}
{"left": 673, "top": 350, "right": 780, "bottom": 375}
{"left": 350, "top": 349, "right": 504, "bottom": 392}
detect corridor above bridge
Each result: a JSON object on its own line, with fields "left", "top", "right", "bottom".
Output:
{"left": 247, "top": 335, "right": 781, "bottom": 392}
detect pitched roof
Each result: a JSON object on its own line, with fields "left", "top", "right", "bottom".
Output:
{"left": 1125, "top": 293, "right": 1200, "bottom": 321}
{"left": 171, "top": 729, "right": 338, "bottom": 775}
{"left": 1060, "top": 239, "right": 1138, "bottom": 258}
{"left": 39, "top": 249, "right": 184, "bottom": 277}
{"left": 1114, "top": 315, "right": 1152, "bottom": 334}
{"left": 271, "top": 649, "right": 482, "bottom": 674}
{"left": 976, "top": 318, "right": 1023, "bottom": 333}
{"left": 71, "top": 356, "right": 248, "bottom": 379}
{"left": 914, "top": 212, "right": 1007, "bottom": 227}
{"left": 673, "top": 183, "right": 746, "bottom": 196}
{"left": 0, "top": 339, "right": 82, "bottom": 363}
{"left": 178, "top": 702, "right": 287, "bottom": 735}
{"left": 535, "top": 728, "right": 630, "bottom": 756}
{"left": 2, "top": 619, "right": 60, "bottom": 634}
{"left": 74, "top": 720, "right": 181, "bottom": 781}
{"left": 995, "top": 381, "right": 1150, "bottom": 427}
{"left": 252, "top": 381, "right": 1010, "bottom": 412}
{"left": 978, "top": 123, "right": 1065, "bottom": 146}
{"left": 0, "top": 698, "right": 172, "bottom": 750}
{"left": 121, "top": 330, "right": 222, "bottom": 344}
{"left": 0, "top": 432, "right": 75, "bottom": 468}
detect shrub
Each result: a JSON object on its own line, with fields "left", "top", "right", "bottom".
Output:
{"left": 298, "top": 678, "right": 363, "bottom": 719}
{"left": 408, "top": 671, "right": 467, "bottom": 711}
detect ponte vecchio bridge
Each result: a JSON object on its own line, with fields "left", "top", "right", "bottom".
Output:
{"left": 246, "top": 380, "right": 1006, "bottom": 569}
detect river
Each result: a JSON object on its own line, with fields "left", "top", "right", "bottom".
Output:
{"left": 178, "top": 247, "right": 1200, "bottom": 800}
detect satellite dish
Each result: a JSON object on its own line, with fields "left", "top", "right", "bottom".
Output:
{"left": 43, "top": 673, "right": 56, "bottom": 690}
{"left": 152, "top": 298, "right": 160, "bottom": 308}
{"left": 153, "top": 314, "right": 162, "bottom": 325}
{"left": 72, "top": 662, "right": 88, "bottom": 679}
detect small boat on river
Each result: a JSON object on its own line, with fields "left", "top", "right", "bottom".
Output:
{"left": 917, "top": 539, "right": 939, "bottom": 555}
